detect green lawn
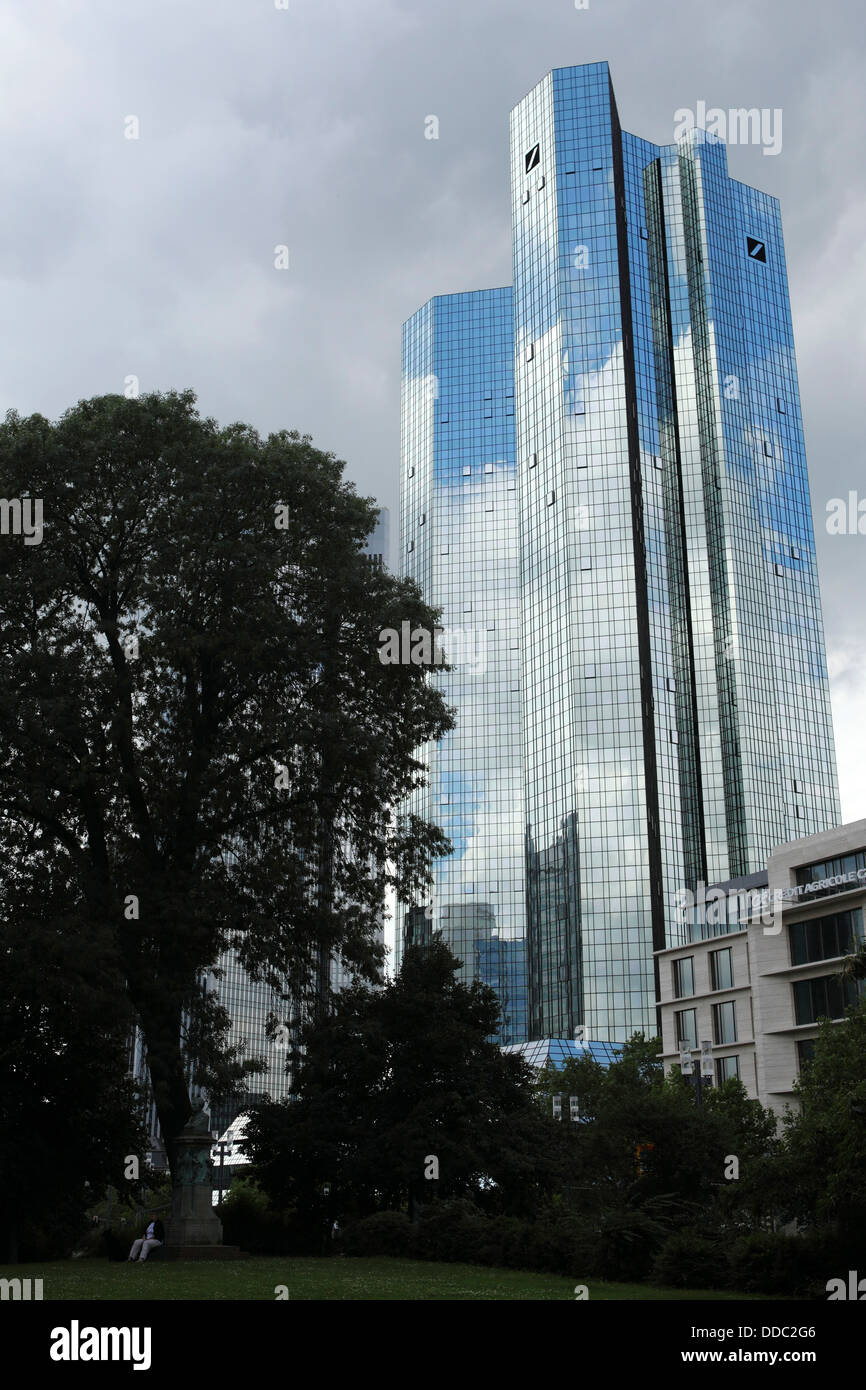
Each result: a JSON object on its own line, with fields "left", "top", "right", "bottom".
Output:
{"left": 0, "top": 1256, "right": 769, "bottom": 1301}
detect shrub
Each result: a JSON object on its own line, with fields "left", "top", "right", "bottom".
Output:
{"left": 652, "top": 1229, "right": 729, "bottom": 1291}
{"left": 218, "top": 1179, "right": 301, "bottom": 1254}
{"left": 728, "top": 1229, "right": 858, "bottom": 1298}
{"left": 341, "top": 1211, "right": 413, "bottom": 1258}
{"left": 412, "top": 1200, "right": 487, "bottom": 1263}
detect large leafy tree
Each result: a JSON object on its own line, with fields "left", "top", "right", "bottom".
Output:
{"left": 533, "top": 1036, "right": 779, "bottom": 1231}
{"left": 777, "top": 995, "right": 866, "bottom": 1238}
{"left": 0, "top": 390, "right": 451, "bottom": 1184}
{"left": 243, "top": 940, "right": 560, "bottom": 1225}
{"left": 0, "top": 862, "right": 145, "bottom": 1261}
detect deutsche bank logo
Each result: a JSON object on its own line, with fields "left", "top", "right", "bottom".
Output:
{"left": 525, "top": 143, "right": 540, "bottom": 173}
{"left": 746, "top": 236, "right": 767, "bottom": 262}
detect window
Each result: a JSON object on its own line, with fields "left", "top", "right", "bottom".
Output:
{"left": 674, "top": 1008, "right": 697, "bottom": 1050}
{"left": 712, "top": 1000, "right": 737, "bottom": 1045}
{"left": 462, "top": 465, "right": 471, "bottom": 475}
{"left": 792, "top": 974, "right": 859, "bottom": 1025}
{"left": 796, "top": 849, "right": 866, "bottom": 886}
{"left": 672, "top": 956, "right": 694, "bottom": 999}
{"left": 796, "top": 1039, "right": 816, "bottom": 1072}
{"left": 716, "top": 1055, "right": 739, "bottom": 1084}
{"left": 710, "top": 947, "right": 734, "bottom": 991}
{"left": 789, "top": 909, "right": 862, "bottom": 965}
{"left": 525, "top": 343, "right": 534, "bottom": 362}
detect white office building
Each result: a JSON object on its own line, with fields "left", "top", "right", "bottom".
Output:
{"left": 656, "top": 819, "right": 866, "bottom": 1114}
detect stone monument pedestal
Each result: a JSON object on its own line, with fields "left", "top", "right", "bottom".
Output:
{"left": 165, "top": 1100, "right": 233, "bottom": 1253}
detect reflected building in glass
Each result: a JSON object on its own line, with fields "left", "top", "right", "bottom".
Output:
{"left": 400, "top": 63, "right": 840, "bottom": 1047}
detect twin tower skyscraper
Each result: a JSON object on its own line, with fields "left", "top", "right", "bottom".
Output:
{"left": 398, "top": 63, "right": 840, "bottom": 1047}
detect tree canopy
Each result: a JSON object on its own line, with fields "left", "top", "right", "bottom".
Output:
{"left": 0, "top": 390, "right": 452, "bottom": 1175}
{"left": 244, "top": 939, "right": 561, "bottom": 1226}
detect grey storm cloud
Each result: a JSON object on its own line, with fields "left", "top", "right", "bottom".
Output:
{"left": 2, "top": 0, "right": 864, "bottom": 812}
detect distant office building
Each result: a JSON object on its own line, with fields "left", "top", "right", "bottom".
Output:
{"left": 656, "top": 820, "right": 866, "bottom": 1113}
{"left": 401, "top": 62, "right": 839, "bottom": 1047}
{"left": 364, "top": 507, "right": 390, "bottom": 571}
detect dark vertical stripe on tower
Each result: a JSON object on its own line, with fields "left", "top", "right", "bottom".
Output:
{"left": 643, "top": 156, "right": 708, "bottom": 900}
{"left": 609, "top": 80, "right": 666, "bottom": 957}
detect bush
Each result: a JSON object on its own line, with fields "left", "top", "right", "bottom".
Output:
{"left": 341, "top": 1211, "right": 413, "bottom": 1258}
{"left": 652, "top": 1229, "right": 729, "bottom": 1291}
{"left": 218, "top": 1179, "right": 302, "bottom": 1254}
{"left": 412, "top": 1200, "right": 487, "bottom": 1264}
{"left": 728, "top": 1229, "right": 858, "bottom": 1298}
{"left": 581, "top": 1205, "right": 669, "bottom": 1282}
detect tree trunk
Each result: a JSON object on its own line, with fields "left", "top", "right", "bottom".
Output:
{"left": 134, "top": 997, "right": 193, "bottom": 1175}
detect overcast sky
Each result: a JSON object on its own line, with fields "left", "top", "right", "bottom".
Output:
{"left": 2, "top": 0, "right": 864, "bottom": 820}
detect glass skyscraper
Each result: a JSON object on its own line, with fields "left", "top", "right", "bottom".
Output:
{"left": 400, "top": 63, "right": 840, "bottom": 1046}
{"left": 400, "top": 290, "right": 528, "bottom": 1044}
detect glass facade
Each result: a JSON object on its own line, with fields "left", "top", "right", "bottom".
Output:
{"left": 401, "top": 63, "right": 840, "bottom": 1047}
{"left": 510, "top": 64, "right": 838, "bottom": 1041}
{"left": 399, "top": 289, "right": 528, "bottom": 1045}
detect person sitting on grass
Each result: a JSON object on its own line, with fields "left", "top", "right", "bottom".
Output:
{"left": 128, "top": 1214, "right": 165, "bottom": 1262}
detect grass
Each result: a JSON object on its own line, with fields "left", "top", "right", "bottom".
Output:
{"left": 0, "top": 1256, "right": 770, "bottom": 1301}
